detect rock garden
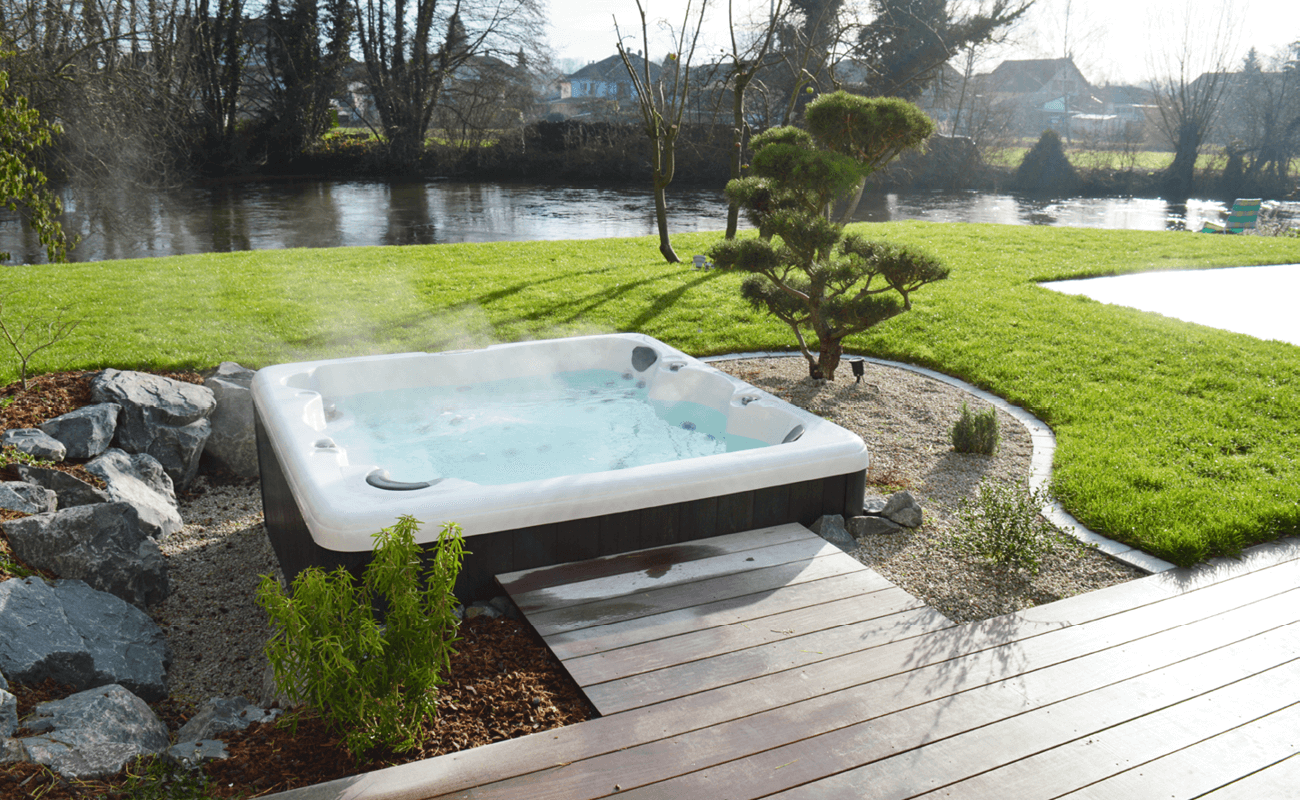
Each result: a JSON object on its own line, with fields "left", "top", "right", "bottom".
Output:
{"left": 0, "top": 367, "right": 590, "bottom": 798}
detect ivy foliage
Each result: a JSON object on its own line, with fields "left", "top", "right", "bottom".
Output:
{"left": 0, "top": 64, "right": 72, "bottom": 263}
{"left": 710, "top": 91, "right": 945, "bottom": 379}
{"left": 257, "top": 516, "right": 467, "bottom": 760}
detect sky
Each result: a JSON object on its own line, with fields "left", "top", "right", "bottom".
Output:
{"left": 544, "top": 0, "right": 1300, "bottom": 86}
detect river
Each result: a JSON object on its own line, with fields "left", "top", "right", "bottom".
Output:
{"left": 2, "top": 179, "right": 1297, "bottom": 264}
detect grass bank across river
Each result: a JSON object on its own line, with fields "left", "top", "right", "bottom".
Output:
{"left": 8, "top": 222, "right": 1300, "bottom": 567}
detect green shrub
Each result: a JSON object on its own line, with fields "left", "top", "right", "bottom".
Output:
{"left": 948, "top": 479, "right": 1085, "bottom": 574}
{"left": 950, "top": 402, "right": 999, "bottom": 454}
{"left": 256, "top": 515, "right": 466, "bottom": 759}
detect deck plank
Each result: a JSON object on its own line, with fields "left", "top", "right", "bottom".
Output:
{"left": 1053, "top": 700, "right": 1300, "bottom": 799}
{"left": 546, "top": 566, "right": 896, "bottom": 660}
{"left": 1196, "top": 751, "right": 1300, "bottom": 799}
{"left": 562, "top": 584, "right": 925, "bottom": 687}
{"left": 498, "top": 523, "right": 816, "bottom": 604}
{"left": 506, "top": 533, "right": 839, "bottom": 618}
{"left": 528, "top": 546, "right": 868, "bottom": 638}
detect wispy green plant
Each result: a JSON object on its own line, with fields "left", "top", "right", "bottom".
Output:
{"left": 948, "top": 479, "right": 1087, "bottom": 575}
{"left": 257, "top": 516, "right": 466, "bottom": 759}
{"left": 950, "top": 402, "right": 999, "bottom": 454}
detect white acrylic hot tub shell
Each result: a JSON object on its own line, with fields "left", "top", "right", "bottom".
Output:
{"left": 252, "top": 333, "right": 868, "bottom": 551}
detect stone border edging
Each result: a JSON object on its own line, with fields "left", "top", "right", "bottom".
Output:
{"left": 700, "top": 351, "right": 1176, "bottom": 575}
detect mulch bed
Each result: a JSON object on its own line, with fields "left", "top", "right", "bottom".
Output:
{"left": 2, "top": 617, "right": 594, "bottom": 799}
{"left": 0, "top": 370, "right": 597, "bottom": 798}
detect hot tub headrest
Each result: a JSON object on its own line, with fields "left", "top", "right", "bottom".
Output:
{"left": 631, "top": 346, "right": 658, "bottom": 372}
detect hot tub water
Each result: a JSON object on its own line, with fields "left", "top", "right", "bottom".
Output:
{"left": 327, "top": 368, "right": 768, "bottom": 486}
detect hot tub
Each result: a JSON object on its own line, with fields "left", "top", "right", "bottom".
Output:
{"left": 253, "top": 333, "right": 868, "bottom": 598}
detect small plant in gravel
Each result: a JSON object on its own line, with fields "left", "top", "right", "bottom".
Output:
{"left": 950, "top": 402, "right": 999, "bottom": 454}
{"left": 257, "top": 516, "right": 466, "bottom": 759}
{"left": 948, "top": 479, "right": 1085, "bottom": 575}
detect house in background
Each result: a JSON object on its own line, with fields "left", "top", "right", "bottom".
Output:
{"left": 547, "top": 53, "right": 661, "bottom": 119}
{"left": 982, "top": 57, "right": 1099, "bottom": 136}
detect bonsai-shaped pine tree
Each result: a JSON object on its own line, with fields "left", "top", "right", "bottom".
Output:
{"left": 709, "top": 91, "right": 948, "bottom": 380}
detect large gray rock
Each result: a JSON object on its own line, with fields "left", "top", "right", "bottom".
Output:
{"left": 85, "top": 450, "right": 182, "bottom": 539}
{"left": 881, "top": 491, "right": 924, "bottom": 528}
{"left": 2, "top": 503, "right": 169, "bottom": 607}
{"left": 149, "top": 417, "right": 212, "bottom": 489}
{"left": 0, "top": 578, "right": 170, "bottom": 701}
{"left": 166, "top": 739, "right": 229, "bottom": 768}
{"left": 175, "top": 696, "right": 280, "bottom": 743}
{"left": 0, "top": 687, "right": 15, "bottom": 739}
{"left": 1, "top": 428, "right": 66, "bottom": 462}
{"left": 38, "top": 403, "right": 120, "bottom": 460}
{"left": 848, "top": 515, "right": 903, "bottom": 537}
{"left": 20, "top": 684, "right": 169, "bottom": 780}
{"left": 204, "top": 366, "right": 259, "bottom": 478}
{"left": 0, "top": 738, "right": 26, "bottom": 764}
{"left": 0, "top": 481, "right": 58, "bottom": 514}
{"left": 15, "top": 464, "right": 110, "bottom": 509}
{"left": 810, "top": 514, "right": 856, "bottom": 551}
{"left": 90, "top": 369, "right": 216, "bottom": 489}
{"left": 208, "top": 361, "right": 257, "bottom": 385}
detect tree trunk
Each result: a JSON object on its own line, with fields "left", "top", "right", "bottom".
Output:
{"left": 1164, "top": 121, "right": 1200, "bottom": 201}
{"left": 816, "top": 338, "right": 842, "bottom": 381}
{"left": 726, "top": 73, "right": 753, "bottom": 240}
{"left": 653, "top": 179, "right": 679, "bottom": 262}
{"left": 836, "top": 175, "right": 868, "bottom": 224}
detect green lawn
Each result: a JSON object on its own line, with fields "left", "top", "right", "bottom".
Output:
{"left": 6, "top": 222, "right": 1300, "bottom": 567}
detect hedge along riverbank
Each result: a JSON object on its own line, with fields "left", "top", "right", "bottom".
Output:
{"left": 6, "top": 222, "right": 1300, "bottom": 566}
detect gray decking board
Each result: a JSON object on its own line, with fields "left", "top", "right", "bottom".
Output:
{"left": 545, "top": 565, "right": 898, "bottom": 661}
{"left": 518, "top": 591, "right": 1300, "bottom": 800}
{"left": 446, "top": 596, "right": 1300, "bottom": 800}
{"left": 268, "top": 532, "right": 1300, "bottom": 800}
{"left": 1053, "top": 700, "right": 1300, "bottom": 799}
{"left": 563, "top": 583, "right": 926, "bottom": 687}
{"left": 1196, "top": 751, "right": 1300, "bottom": 799}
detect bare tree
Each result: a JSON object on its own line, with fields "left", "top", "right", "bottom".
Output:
{"left": 1147, "top": 3, "right": 1238, "bottom": 200}
{"left": 353, "top": 0, "right": 544, "bottom": 168}
{"left": 720, "top": 0, "right": 785, "bottom": 239}
{"left": 434, "top": 50, "right": 538, "bottom": 151}
{"left": 615, "top": 0, "right": 709, "bottom": 264}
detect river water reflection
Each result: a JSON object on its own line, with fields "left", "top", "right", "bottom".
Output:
{"left": 2, "top": 179, "right": 1297, "bottom": 263}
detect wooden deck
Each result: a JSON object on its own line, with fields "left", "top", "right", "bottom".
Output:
{"left": 278, "top": 524, "right": 1300, "bottom": 800}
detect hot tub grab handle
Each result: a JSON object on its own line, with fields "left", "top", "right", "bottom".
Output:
{"left": 366, "top": 469, "right": 441, "bottom": 491}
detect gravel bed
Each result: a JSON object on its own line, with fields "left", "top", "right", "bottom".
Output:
{"left": 149, "top": 357, "right": 1144, "bottom": 709}
{"left": 151, "top": 480, "right": 281, "bottom": 709}
{"left": 712, "top": 357, "right": 1144, "bottom": 623}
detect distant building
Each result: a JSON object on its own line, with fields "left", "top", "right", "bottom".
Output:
{"left": 983, "top": 57, "right": 1099, "bottom": 136}
{"left": 547, "top": 53, "right": 662, "bottom": 119}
